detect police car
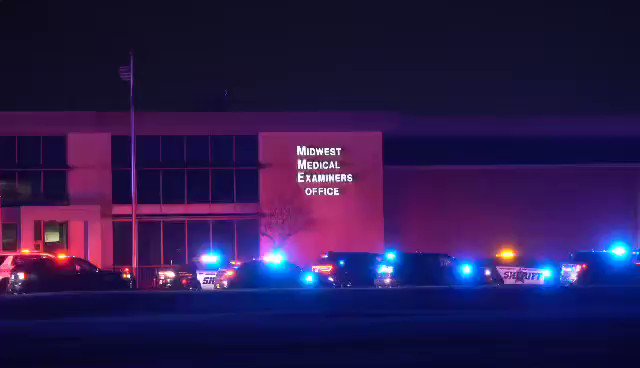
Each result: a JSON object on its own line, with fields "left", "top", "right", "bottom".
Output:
{"left": 193, "top": 253, "right": 242, "bottom": 291}
{"left": 374, "top": 251, "right": 468, "bottom": 287}
{"left": 0, "top": 251, "right": 56, "bottom": 293}
{"left": 561, "top": 244, "right": 640, "bottom": 286}
{"left": 478, "top": 249, "right": 559, "bottom": 286}
{"left": 312, "top": 251, "right": 380, "bottom": 287}
{"left": 8, "top": 254, "right": 134, "bottom": 294}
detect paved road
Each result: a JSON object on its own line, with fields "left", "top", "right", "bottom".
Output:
{"left": 1, "top": 287, "right": 639, "bottom": 367}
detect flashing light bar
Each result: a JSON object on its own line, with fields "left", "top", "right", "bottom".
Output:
{"left": 312, "top": 265, "right": 334, "bottom": 274}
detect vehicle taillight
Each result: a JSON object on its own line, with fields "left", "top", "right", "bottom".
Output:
{"left": 312, "top": 265, "right": 334, "bottom": 275}
{"left": 14, "top": 272, "right": 27, "bottom": 280}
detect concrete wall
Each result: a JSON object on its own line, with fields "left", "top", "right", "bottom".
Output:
{"left": 20, "top": 205, "right": 103, "bottom": 265}
{"left": 260, "top": 132, "right": 384, "bottom": 265}
{"left": 385, "top": 166, "right": 640, "bottom": 260}
{"left": 67, "top": 133, "right": 114, "bottom": 267}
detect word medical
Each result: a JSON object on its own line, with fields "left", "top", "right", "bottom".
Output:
{"left": 296, "top": 145, "right": 353, "bottom": 196}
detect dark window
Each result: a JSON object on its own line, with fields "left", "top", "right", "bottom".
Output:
{"left": 136, "top": 136, "right": 160, "bottom": 168}
{"left": 236, "top": 220, "right": 260, "bottom": 261}
{"left": 2, "top": 223, "right": 18, "bottom": 252}
{"left": 42, "top": 136, "right": 66, "bottom": 168}
{"left": 235, "top": 170, "right": 259, "bottom": 203}
{"left": 163, "top": 221, "right": 186, "bottom": 265}
{"left": 0, "top": 171, "right": 16, "bottom": 199}
{"left": 187, "top": 170, "right": 209, "bottom": 203}
{"left": 162, "top": 170, "right": 185, "bottom": 204}
{"left": 43, "top": 171, "right": 66, "bottom": 201}
{"left": 186, "top": 136, "right": 210, "bottom": 167}
{"left": 18, "top": 171, "right": 42, "bottom": 200}
{"left": 112, "top": 170, "right": 131, "bottom": 204}
{"left": 112, "top": 136, "right": 131, "bottom": 168}
{"left": 187, "top": 221, "right": 211, "bottom": 263}
{"left": 138, "top": 170, "right": 161, "bottom": 204}
{"left": 113, "top": 222, "right": 132, "bottom": 266}
{"left": 235, "top": 135, "right": 258, "bottom": 167}
{"left": 34, "top": 220, "right": 42, "bottom": 242}
{"left": 211, "top": 136, "right": 234, "bottom": 167}
{"left": 138, "top": 222, "right": 161, "bottom": 266}
{"left": 161, "top": 136, "right": 185, "bottom": 167}
{"left": 17, "top": 136, "right": 41, "bottom": 168}
{"left": 73, "top": 258, "right": 99, "bottom": 273}
{"left": 211, "top": 170, "right": 234, "bottom": 203}
{"left": 0, "top": 136, "right": 16, "bottom": 168}
{"left": 213, "top": 221, "right": 235, "bottom": 262}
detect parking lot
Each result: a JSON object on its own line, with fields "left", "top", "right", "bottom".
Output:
{"left": 1, "top": 286, "right": 640, "bottom": 367}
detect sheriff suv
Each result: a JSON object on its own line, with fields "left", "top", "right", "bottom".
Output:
{"left": 0, "top": 251, "right": 56, "bottom": 293}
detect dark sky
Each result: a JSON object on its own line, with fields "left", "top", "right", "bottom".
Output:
{"left": 1, "top": 1, "right": 638, "bottom": 114}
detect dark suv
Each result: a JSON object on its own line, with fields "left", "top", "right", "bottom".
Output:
{"left": 8, "top": 255, "right": 134, "bottom": 294}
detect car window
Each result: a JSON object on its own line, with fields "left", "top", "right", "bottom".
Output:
{"left": 73, "top": 258, "right": 99, "bottom": 273}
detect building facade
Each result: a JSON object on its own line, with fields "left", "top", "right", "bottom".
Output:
{"left": 2, "top": 112, "right": 640, "bottom": 276}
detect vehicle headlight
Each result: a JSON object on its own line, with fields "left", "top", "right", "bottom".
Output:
{"left": 159, "top": 270, "right": 176, "bottom": 279}
{"left": 484, "top": 268, "right": 491, "bottom": 276}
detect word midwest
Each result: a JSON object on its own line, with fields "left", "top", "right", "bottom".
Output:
{"left": 296, "top": 145, "right": 354, "bottom": 196}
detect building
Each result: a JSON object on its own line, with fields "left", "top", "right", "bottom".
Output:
{"left": 2, "top": 112, "right": 640, "bottom": 281}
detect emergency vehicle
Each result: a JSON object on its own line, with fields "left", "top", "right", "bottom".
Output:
{"left": 478, "top": 248, "right": 559, "bottom": 286}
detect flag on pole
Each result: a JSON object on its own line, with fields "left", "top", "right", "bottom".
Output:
{"left": 119, "top": 65, "right": 132, "bottom": 81}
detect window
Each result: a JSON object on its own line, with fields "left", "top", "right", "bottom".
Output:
{"left": 236, "top": 219, "right": 259, "bottom": 261}
{"left": 138, "top": 170, "right": 161, "bottom": 204}
{"left": 235, "top": 169, "right": 259, "bottom": 203}
{"left": 17, "top": 136, "right": 41, "bottom": 168}
{"left": 137, "top": 136, "right": 160, "bottom": 168}
{"left": 18, "top": 171, "right": 42, "bottom": 200}
{"left": 161, "top": 136, "right": 185, "bottom": 167}
{"left": 43, "top": 171, "right": 66, "bottom": 200}
{"left": 34, "top": 220, "right": 42, "bottom": 242}
{"left": 112, "top": 170, "right": 131, "bottom": 204}
{"left": 0, "top": 136, "right": 16, "bottom": 168}
{"left": 211, "top": 136, "right": 234, "bottom": 167}
{"left": 212, "top": 170, "right": 234, "bottom": 203}
{"left": 0, "top": 136, "right": 67, "bottom": 206}
{"left": 213, "top": 221, "right": 235, "bottom": 261}
{"left": 0, "top": 171, "right": 16, "bottom": 196}
{"left": 113, "top": 222, "right": 132, "bottom": 266}
{"left": 42, "top": 136, "right": 66, "bottom": 168}
{"left": 138, "top": 222, "right": 161, "bottom": 266}
{"left": 162, "top": 170, "right": 185, "bottom": 204}
{"left": 187, "top": 170, "right": 209, "bottom": 203}
{"left": 114, "top": 219, "right": 259, "bottom": 266}
{"left": 187, "top": 221, "right": 210, "bottom": 263}
{"left": 43, "top": 221, "right": 68, "bottom": 254}
{"left": 112, "top": 136, "right": 131, "bottom": 168}
{"left": 186, "top": 136, "right": 209, "bottom": 167}
{"left": 73, "top": 258, "right": 99, "bottom": 273}
{"left": 2, "top": 224, "right": 18, "bottom": 252}
{"left": 235, "top": 135, "right": 259, "bottom": 167}
{"left": 163, "top": 222, "right": 186, "bottom": 265}
{"left": 112, "top": 135, "right": 259, "bottom": 204}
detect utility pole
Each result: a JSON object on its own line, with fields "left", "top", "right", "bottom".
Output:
{"left": 120, "top": 50, "right": 137, "bottom": 279}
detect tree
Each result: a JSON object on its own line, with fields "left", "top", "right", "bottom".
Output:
{"left": 260, "top": 196, "right": 314, "bottom": 247}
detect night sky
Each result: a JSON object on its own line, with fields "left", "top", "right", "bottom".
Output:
{"left": 1, "top": 1, "right": 638, "bottom": 114}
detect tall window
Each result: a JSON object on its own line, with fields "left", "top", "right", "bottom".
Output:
{"left": 112, "top": 219, "right": 260, "bottom": 266}
{"left": 1, "top": 223, "right": 18, "bottom": 252}
{"left": 0, "top": 136, "right": 68, "bottom": 206}
{"left": 112, "top": 135, "right": 259, "bottom": 205}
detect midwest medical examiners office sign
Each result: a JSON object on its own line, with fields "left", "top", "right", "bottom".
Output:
{"left": 296, "top": 146, "right": 354, "bottom": 196}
